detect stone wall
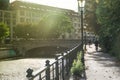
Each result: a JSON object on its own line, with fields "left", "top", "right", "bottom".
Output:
{"left": 0, "top": 49, "right": 16, "bottom": 59}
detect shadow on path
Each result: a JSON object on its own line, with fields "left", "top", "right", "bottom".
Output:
{"left": 85, "top": 44, "right": 120, "bottom": 80}
{"left": 88, "top": 51, "right": 120, "bottom": 67}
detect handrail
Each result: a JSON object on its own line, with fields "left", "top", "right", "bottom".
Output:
{"left": 26, "top": 44, "right": 82, "bottom": 80}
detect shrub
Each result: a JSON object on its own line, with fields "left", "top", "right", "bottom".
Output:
{"left": 70, "top": 51, "right": 84, "bottom": 76}
{"left": 0, "top": 22, "right": 9, "bottom": 43}
{"left": 111, "top": 34, "right": 120, "bottom": 60}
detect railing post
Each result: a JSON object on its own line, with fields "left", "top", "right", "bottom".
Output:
{"left": 46, "top": 60, "right": 50, "bottom": 80}
{"left": 39, "top": 74, "right": 42, "bottom": 80}
{"left": 55, "top": 56, "right": 59, "bottom": 80}
{"left": 71, "top": 50, "right": 74, "bottom": 64}
{"left": 61, "top": 53, "right": 65, "bottom": 80}
{"left": 26, "top": 68, "right": 33, "bottom": 80}
{"left": 65, "top": 51, "right": 70, "bottom": 75}
{"left": 68, "top": 51, "right": 71, "bottom": 71}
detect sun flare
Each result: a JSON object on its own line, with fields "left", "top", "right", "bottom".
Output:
{"left": 10, "top": 0, "right": 78, "bottom": 11}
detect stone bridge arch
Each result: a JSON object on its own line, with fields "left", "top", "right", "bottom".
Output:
{"left": 13, "top": 39, "right": 81, "bottom": 56}
{"left": 25, "top": 46, "right": 69, "bottom": 58}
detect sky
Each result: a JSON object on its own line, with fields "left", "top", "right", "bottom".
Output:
{"left": 10, "top": 0, "right": 78, "bottom": 12}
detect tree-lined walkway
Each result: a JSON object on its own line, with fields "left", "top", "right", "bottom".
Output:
{"left": 85, "top": 44, "right": 120, "bottom": 80}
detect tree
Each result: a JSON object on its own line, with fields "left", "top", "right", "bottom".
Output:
{"left": 96, "top": 0, "right": 120, "bottom": 59}
{"left": 0, "top": 22, "right": 9, "bottom": 43}
{"left": 38, "top": 13, "right": 73, "bottom": 39}
{"left": 14, "top": 13, "right": 73, "bottom": 39}
{"left": 14, "top": 23, "right": 35, "bottom": 39}
{"left": 85, "top": 0, "right": 100, "bottom": 34}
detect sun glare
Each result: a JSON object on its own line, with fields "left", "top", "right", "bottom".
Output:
{"left": 10, "top": 0, "right": 78, "bottom": 11}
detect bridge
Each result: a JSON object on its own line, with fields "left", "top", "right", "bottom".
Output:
{"left": 12, "top": 39, "right": 81, "bottom": 57}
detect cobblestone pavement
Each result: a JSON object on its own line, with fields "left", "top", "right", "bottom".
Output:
{"left": 85, "top": 44, "right": 120, "bottom": 80}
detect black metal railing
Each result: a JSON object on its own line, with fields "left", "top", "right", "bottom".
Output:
{"left": 26, "top": 44, "right": 82, "bottom": 80}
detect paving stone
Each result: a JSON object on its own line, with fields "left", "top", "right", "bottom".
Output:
{"left": 85, "top": 44, "right": 120, "bottom": 80}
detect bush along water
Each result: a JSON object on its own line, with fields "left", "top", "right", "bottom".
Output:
{"left": 70, "top": 51, "right": 84, "bottom": 78}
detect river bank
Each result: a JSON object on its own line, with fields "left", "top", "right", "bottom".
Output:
{"left": 0, "top": 49, "right": 17, "bottom": 59}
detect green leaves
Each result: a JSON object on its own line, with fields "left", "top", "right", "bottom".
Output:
{"left": 38, "top": 13, "right": 73, "bottom": 38}
{"left": 96, "top": 0, "right": 120, "bottom": 57}
{"left": 85, "top": 0, "right": 100, "bottom": 33}
{"left": 14, "top": 13, "right": 73, "bottom": 39}
{"left": 71, "top": 51, "right": 84, "bottom": 76}
{"left": 0, "top": 22, "right": 9, "bottom": 42}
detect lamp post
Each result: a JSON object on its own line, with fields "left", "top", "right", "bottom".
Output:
{"left": 84, "top": 26, "right": 87, "bottom": 51}
{"left": 77, "top": 0, "right": 85, "bottom": 54}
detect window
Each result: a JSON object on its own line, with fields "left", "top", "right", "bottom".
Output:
{"left": 20, "top": 17, "right": 25, "bottom": 22}
{"left": 74, "top": 23, "right": 77, "bottom": 27}
{"left": 5, "top": 19, "right": 10, "bottom": 25}
{"left": 0, "top": 18, "right": 3, "bottom": 22}
{"left": 12, "top": 13, "right": 16, "bottom": 18}
{"left": 26, "top": 18, "right": 30, "bottom": 22}
{"left": 4, "top": 12, "right": 10, "bottom": 17}
{"left": 0, "top": 11, "right": 2, "bottom": 17}
{"left": 20, "top": 11, "right": 25, "bottom": 16}
{"left": 13, "top": 19, "right": 16, "bottom": 25}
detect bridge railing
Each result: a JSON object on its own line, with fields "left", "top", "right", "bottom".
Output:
{"left": 26, "top": 44, "right": 82, "bottom": 80}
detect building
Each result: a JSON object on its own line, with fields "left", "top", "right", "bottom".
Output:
{"left": 0, "top": 10, "right": 16, "bottom": 41}
{"left": 0, "top": 0, "right": 81, "bottom": 40}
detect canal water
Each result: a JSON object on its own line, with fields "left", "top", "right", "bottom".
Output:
{"left": 0, "top": 58, "right": 54, "bottom": 80}
{"left": 0, "top": 46, "right": 68, "bottom": 80}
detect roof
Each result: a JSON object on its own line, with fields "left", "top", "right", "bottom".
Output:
{"left": 10, "top": 1, "right": 74, "bottom": 12}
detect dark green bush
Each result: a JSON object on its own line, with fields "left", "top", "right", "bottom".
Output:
{"left": 111, "top": 34, "right": 120, "bottom": 60}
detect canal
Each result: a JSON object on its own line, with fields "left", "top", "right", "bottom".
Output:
{"left": 0, "top": 58, "right": 54, "bottom": 80}
{"left": 0, "top": 46, "right": 69, "bottom": 80}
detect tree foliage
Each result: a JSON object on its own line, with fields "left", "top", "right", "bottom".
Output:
{"left": 0, "top": 22, "right": 9, "bottom": 42}
{"left": 14, "top": 13, "right": 73, "bottom": 39}
{"left": 71, "top": 51, "right": 84, "bottom": 76}
{"left": 85, "top": 0, "right": 100, "bottom": 33}
{"left": 96, "top": 0, "right": 120, "bottom": 59}
{"left": 38, "top": 13, "right": 73, "bottom": 38}
{"left": 14, "top": 23, "right": 32, "bottom": 39}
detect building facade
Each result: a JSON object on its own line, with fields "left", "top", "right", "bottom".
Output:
{"left": 0, "top": 0, "right": 81, "bottom": 40}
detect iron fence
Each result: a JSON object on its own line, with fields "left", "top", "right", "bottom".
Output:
{"left": 26, "top": 44, "right": 82, "bottom": 80}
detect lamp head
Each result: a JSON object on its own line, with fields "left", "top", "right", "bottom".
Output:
{"left": 77, "top": 0, "right": 85, "bottom": 7}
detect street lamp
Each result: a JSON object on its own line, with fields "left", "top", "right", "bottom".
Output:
{"left": 84, "top": 26, "right": 87, "bottom": 50}
{"left": 77, "top": 0, "right": 85, "bottom": 53}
